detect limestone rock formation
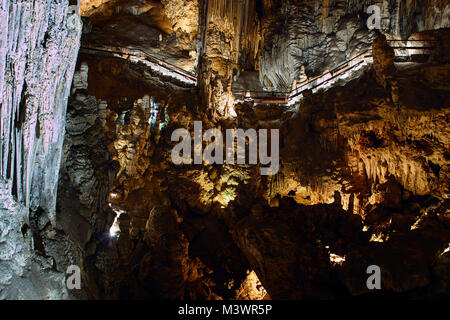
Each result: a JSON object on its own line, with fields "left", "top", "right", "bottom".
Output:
{"left": 0, "top": 0, "right": 82, "bottom": 299}
{"left": 1, "top": 0, "right": 449, "bottom": 301}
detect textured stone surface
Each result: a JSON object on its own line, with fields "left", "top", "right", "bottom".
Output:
{"left": 1, "top": 0, "right": 449, "bottom": 300}
{"left": 0, "top": 0, "right": 82, "bottom": 221}
{"left": 0, "top": 0, "right": 82, "bottom": 299}
{"left": 259, "top": 0, "right": 450, "bottom": 90}
{"left": 63, "top": 42, "right": 449, "bottom": 299}
{"left": 80, "top": 0, "right": 199, "bottom": 73}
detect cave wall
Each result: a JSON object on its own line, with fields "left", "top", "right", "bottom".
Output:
{"left": 0, "top": 0, "right": 82, "bottom": 299}
{"left": 0, "top": 0, "right": 448, "bottom": 300}
{"left": 63, "top": 44, "right": 450, "bottom": 299}
{"left": 59, "top": 53, "right": 259, "bottom": 299}
{"left": 259, "top": 0, "right": 450, "bottom": 90}
{"left": 80, "top": 0, "right": 199, "bottom": 73}
{"left": 231, "top": 39, "right": 450, "bottom": 297}
{"left": 55, "top": 0, "right": 450, "bottom": 300}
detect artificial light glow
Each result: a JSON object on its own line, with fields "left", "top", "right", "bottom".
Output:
{"left": 410, "top": 213, "right": 428, "bottom": 230}
{"left": 109, "top": 208, "right": 125, "bottom": 237}
{"left": 241, "top": 270, "right": 268, "bottom": 300}
{"left": 226, "top": 95, "right": 237, "bottom": 117}
{"left": 370, "top": 233, "right": 386, "bottom": 242}
{"left": 214, "top": 188, "right": 237, "bottom": 209}
{"left": 329, "top": 253, "right": 346, "bottom": 264}
{"left": 441, "top": 243, "right": 450, "bottom": 256}
{"left": 221, "top": 188, "right": 236, "bottom": 206}
{"left": 109, "top": 192, "right": 120, "bottom": 200}
{"left": 109, "top": 221, "right": 120, "bottom": 237}
{"left": 228, "top": 104, "right": 237, "bottom": 117}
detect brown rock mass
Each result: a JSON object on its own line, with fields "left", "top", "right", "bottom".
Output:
{"left": 0, "top": 0, "right": 449, "bottom": 300}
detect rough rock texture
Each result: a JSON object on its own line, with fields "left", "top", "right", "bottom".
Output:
{"left": 259, "top": 0, "right": 450, "bottom": 90}
{"left": 80, "top": 0, "right": 199, "bottom": 72}
{"left": 226, "top": 30, "right": 450, "bottom": 298}
{"left": 0, "top": 181, "right": 68, "bottom": 299}
{"left": 0, "top": 0, "right": 82, "bottom": 299}
{"left": 50, "top": 0, "right": 449, "bottom": 300}
{"left": 61, "top": 27, "right": 449, "bottom": 299}
{"left": 59, "top": 53, "right": 256, "bottom": 299}
{"left": 1, "top": 0, "right": 449, "bottom": 300}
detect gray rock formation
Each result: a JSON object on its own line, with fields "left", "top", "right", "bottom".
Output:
{"left": 0, "top": 0, "right": 82, "bottom": 299}
{"left": 0, "top": 0, "right": 449, "bottom": 301}
{"left": 259, "top": 0, "right": 450, "bottom": 90}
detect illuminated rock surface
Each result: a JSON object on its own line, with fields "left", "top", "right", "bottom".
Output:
{"left": 0, "top": 0, "right": 82, "bottom": 299}
{"left": 0, "top": 0, "right": 449, "bottom": 300}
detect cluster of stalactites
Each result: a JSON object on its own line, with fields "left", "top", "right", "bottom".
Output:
{"left": 204, "top": 0, "right": 260, "bottom": 67}
{"left": 0, "top": 0, "right": 82, "bottom": 224}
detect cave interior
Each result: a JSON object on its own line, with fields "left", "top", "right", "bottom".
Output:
{"left": 0, "top": 0, "right": 449, "bottom": 300}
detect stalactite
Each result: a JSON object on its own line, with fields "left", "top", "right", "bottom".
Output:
{"left": 204, "top": 0, "right": 260, "bottom": 66}
{"left": 15, "top": 127, "right": 22, "bottom": 202}
{"left": 0, "top": 0, "right": 81, "bottom": 222}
